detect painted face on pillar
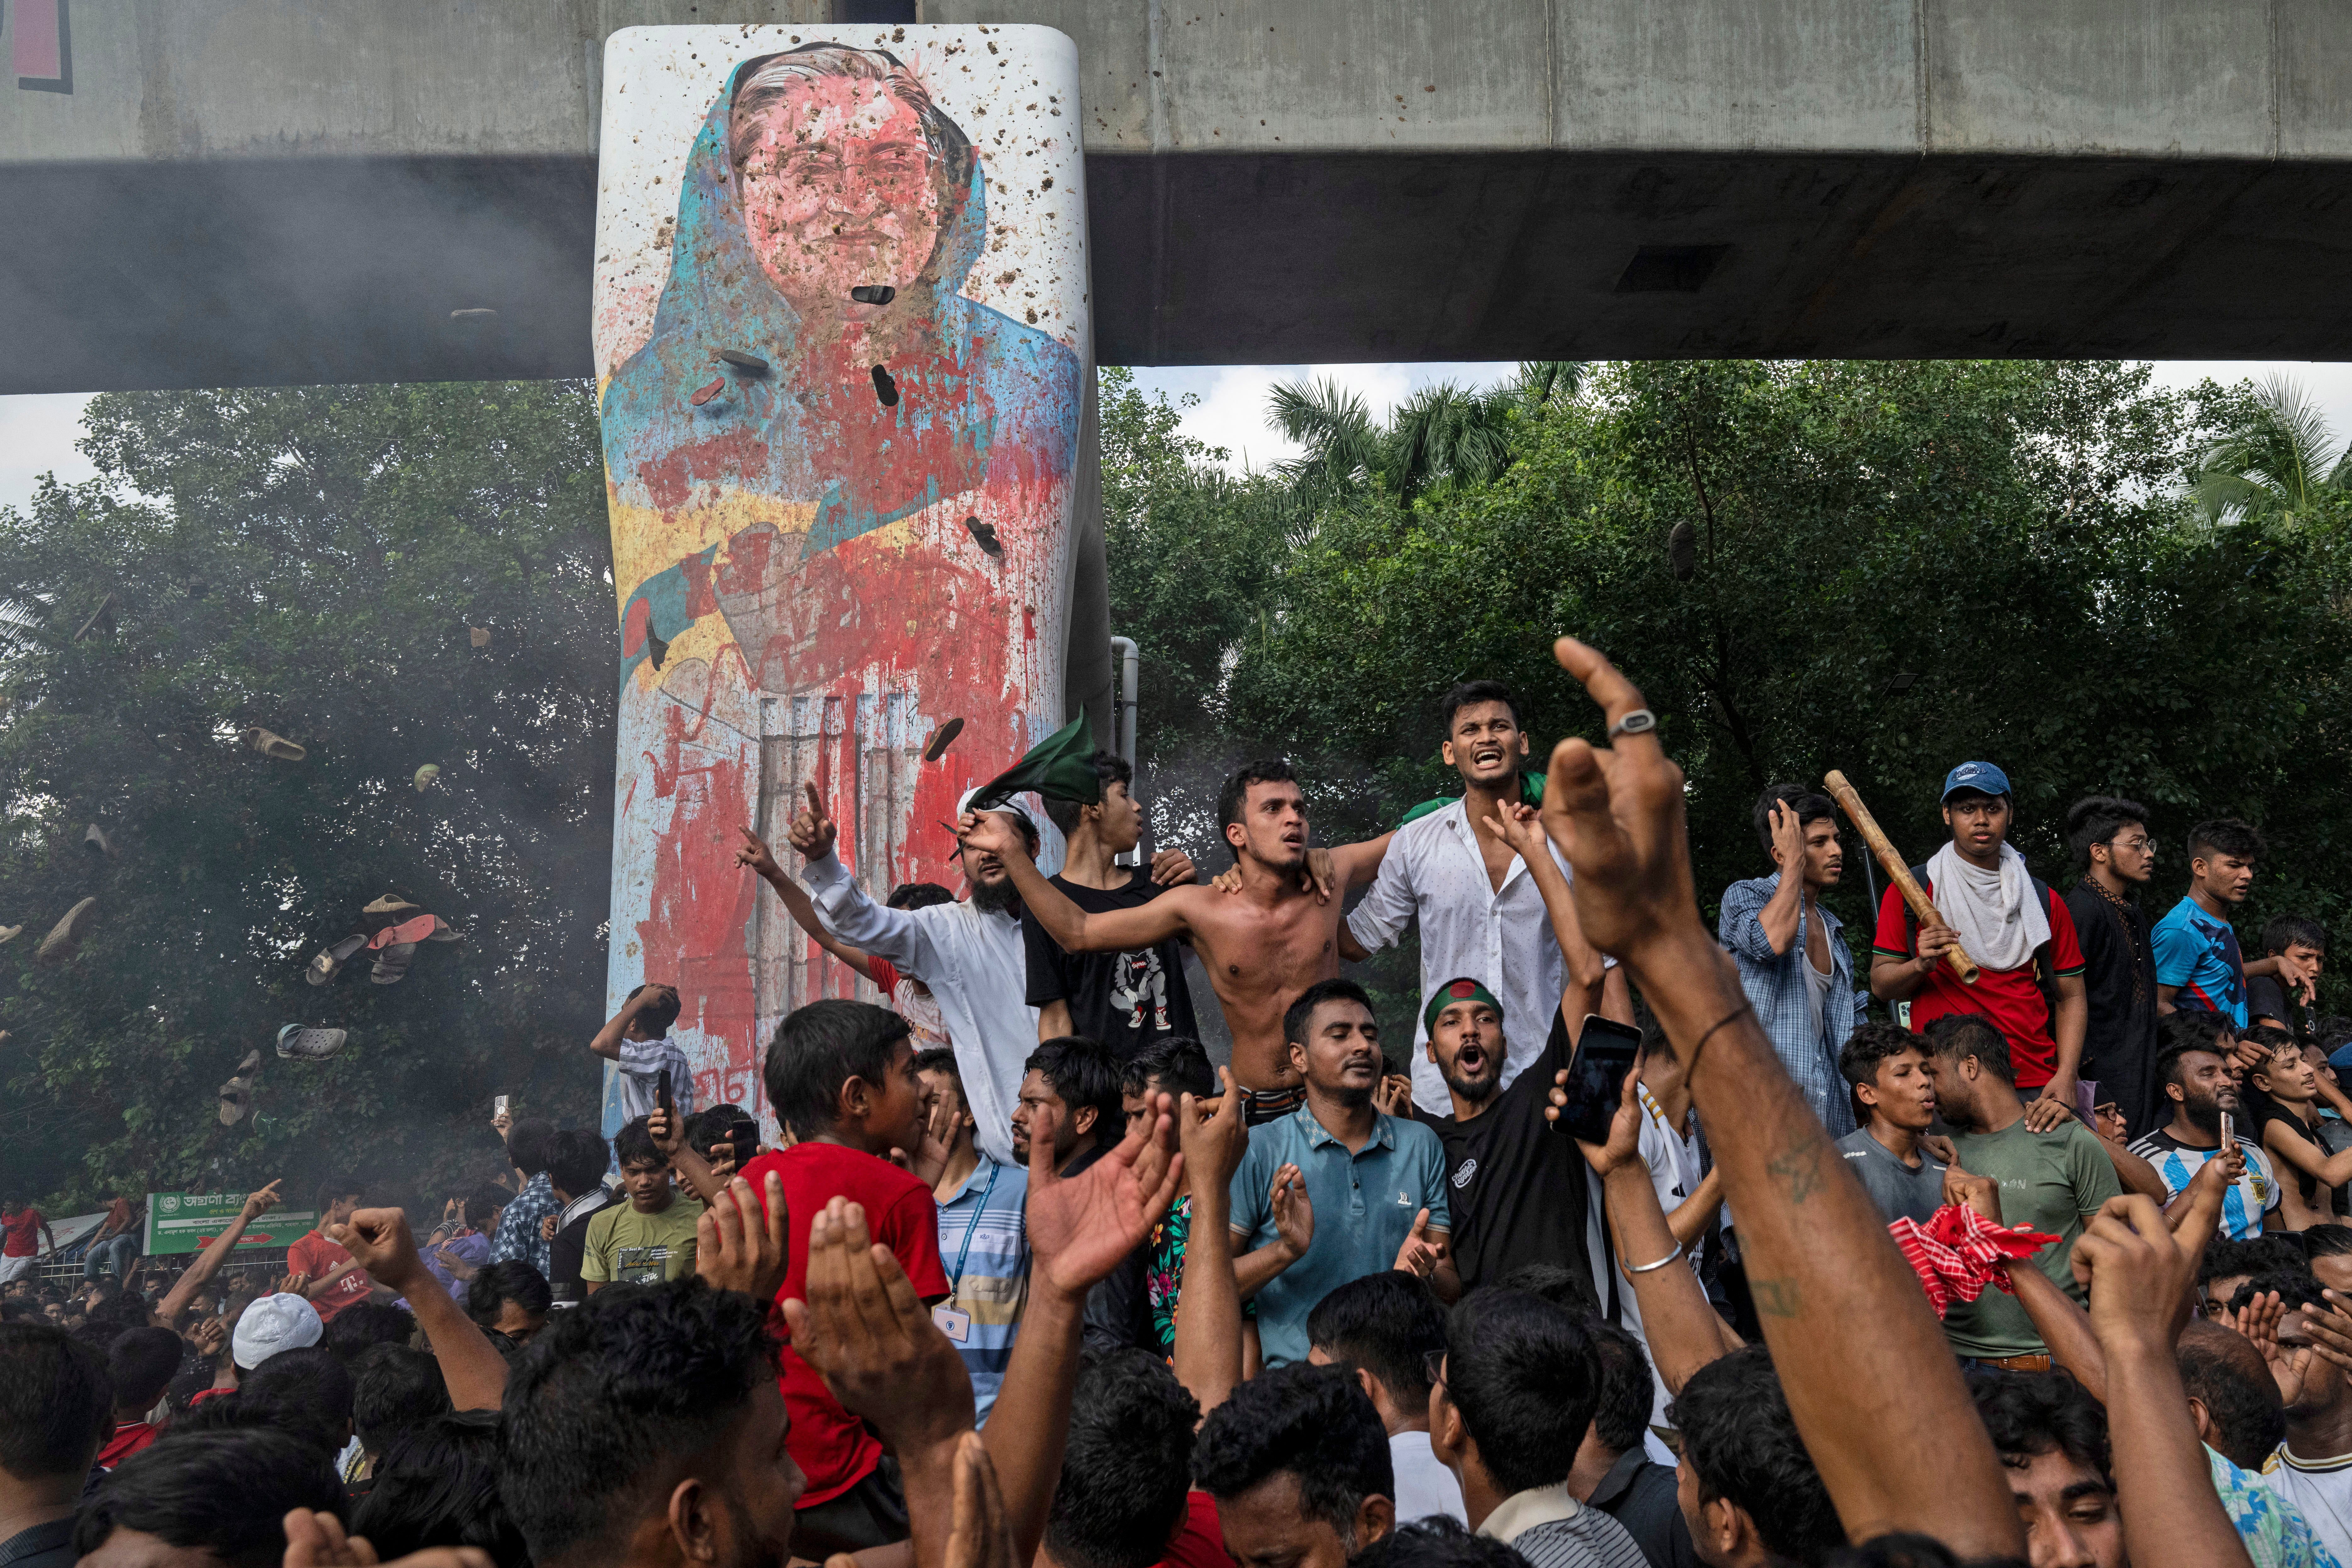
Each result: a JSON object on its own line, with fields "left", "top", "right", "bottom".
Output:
{"left": 734, "top": 78, "right": 944, "bottom": 317}
{"left": 1428, "top": 1000, "right": 1504, "bottom": 1105}
{"left": 1230, "top": 781, "right": 1309, "bottom": 874}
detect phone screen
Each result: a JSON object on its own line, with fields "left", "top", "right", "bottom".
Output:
{"left": 494, "top": 1094, "right": 509, "bottom": 1117}
{"left": 1557, "top": 1016, "right": 1644, "bottom": 1144}
{"left": 2220, "top": 1110, "right": 2235, "bottom": 1153}
{"left": 656, "top": 1069, "right": 675, "bottom": 1121}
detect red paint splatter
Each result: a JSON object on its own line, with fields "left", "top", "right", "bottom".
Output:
{"left": 635, "top": 725, "right": 761, "bottom": 1105}
{"left": 639, "top": 426, "right": 773, "bottom": 512}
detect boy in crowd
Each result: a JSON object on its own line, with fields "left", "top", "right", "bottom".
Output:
{"left": 545, "top": 1128, "right": 620, "bottom": 1307}
{"left": 1426, "top": 1289, "right": 1646, "bottom": 1568}
{"left": 1720, "top": 783, "right": 1860, "bottom": 1136}
{"left": 915, "top": 1046, "right": 1030, "bottom": 1422}
{"left": 1306, "top": 1271, "right": 1464, "bottom": 1526}
{"left": 2063, "top": 795, "right": 2162, "bottom": 1136}
{"left": 1014, "top": 1037, "right": 1127, "bottom": 1178}
{"left": 1193, "top": 1364, "right": 1399, "bottom": 1565}
{"left": 736, "top": 1000, "right": 950, "bottom": 1555}
{"left": 1088, "top": 1037, "right": 1219, "bottom": 1356}
{"left": 1024, "top": 748, "right": 1200, "bottom": 1055}
{"left": 581, "top": 1116, "right": 705, "bottom": 1290}
{"left": 2154, "top": 818, "right": 2314, "bottom": 1024}
{"left": 1870, "top": 760, "right": 2089, "bottom": 1117}
{"left": 0, "top": 1323, "right": 109, "bottom": 1568}
{"left": 2128, "top": 1011, "right": 2278, "bottom": 1240}
{"left": 0, "top": 1200, "right": 51, "bottom": 1288}
{"left": 2246, "top": 1026, "right": 2352, "bottom": 1229}
{"left": 1229, "top": 979, "right": 1456, "bottom": 1367}
{"left": 290, "top": 1182, "right": 381, "bottom": 1324}
{"left": 586, "top": 980, "right": 695, "bottom": 1125}
{"left": 1835, "top": 1021, "right": 1951, "bottom": 1226}
{"left": 2250, "top": 916, "right": 2328, "bottom": 1035}
{"left": 490, "top": 1119, "right": 563, "bottom": 1278}
{"left": 1919, "top": 1012, "right": 2120, "bottom": 1368}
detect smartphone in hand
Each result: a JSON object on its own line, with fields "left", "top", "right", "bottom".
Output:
{"left": 494, "top": 1094, "right": 510, "bottom": 1117}
{"left": 1556, "top": 1016, "right": 1644, "bottom": 1145}
{"left": 657, "top": 1068, "right": 676, "bottom": 1123}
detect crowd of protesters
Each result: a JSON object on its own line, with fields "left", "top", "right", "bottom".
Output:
{"left": 7, "top": 645, "right": 2352, "bottom": 1568}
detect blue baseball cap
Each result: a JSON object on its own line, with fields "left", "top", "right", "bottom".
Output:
{"left": 1941, "top": 761, "right": 2012, "bottom": 802}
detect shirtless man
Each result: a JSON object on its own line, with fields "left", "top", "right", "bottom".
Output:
{"left": 962, "top": 758, "right": 1389, "bottom": 1122}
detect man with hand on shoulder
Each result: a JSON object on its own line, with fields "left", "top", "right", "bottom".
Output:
{"left": 1720, "top": 784, "right": 1860, "bottom": 1136}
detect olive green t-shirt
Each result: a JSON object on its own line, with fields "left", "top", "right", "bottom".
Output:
{"left": 582, "top": 1195, "right": 705, "bottom": 1285}
{"left": 1943, "top": 1117, "right": 2122, "bottom": 1359}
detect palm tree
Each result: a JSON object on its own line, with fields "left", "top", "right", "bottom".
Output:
{"left": 2192, "top": 375, "right": 2352, "bottom": 529}
{"left": 1267, "top": 360, "right": 1587, "bottom": 507}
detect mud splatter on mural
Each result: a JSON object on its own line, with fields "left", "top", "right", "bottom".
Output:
{"left": 593, "top": 25, "right": 1089, "bottom": 1136}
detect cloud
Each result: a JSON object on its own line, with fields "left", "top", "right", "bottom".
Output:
{"left": 0, "top": 393, "right": 98, "bottom": 513}
{"left": 2143, "top": 361, "right": 2352, "bottom": 454}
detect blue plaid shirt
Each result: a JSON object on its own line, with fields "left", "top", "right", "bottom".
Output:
{"left": 1719, "top": 874, "right": 1859, "bottom": 1137}
{"left": 491, "top": 1171, "right": 559, "bottom": 1279}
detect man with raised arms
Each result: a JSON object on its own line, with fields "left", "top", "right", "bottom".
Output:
{"left": 964, "top": 759, "right": 1389, "bottom": 1123}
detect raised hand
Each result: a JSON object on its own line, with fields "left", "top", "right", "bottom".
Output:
{"left": 1149, "top": 848, "right": 1197, "bottom": 887}
{"left": 2307, "top": 1292, "right": 2352, "bottom": 1375}
{"left": 1767, "top": 798, "right": 1805, "bottom": 875}
{"left": 328, "top": 1208, "right": 424, "bottom": 1294}
{"left": 1269, "top": 1164, "right": 1314, "bottom": 1261}
{"left": 1537, "top": 638, "right": 1704, "bottom": 964}
{"left": 1373, "top": 1074, "right": 1415, "bottom": 1118}
{"left": 781, "top": 1196, "right": 974, "bottom": 1449}
{"left": 941, "top": 1430, "right": 1019, "bottom": 1568}
{"left": 1393, "top": 1209, "right": 1444, "bottom": 1280}
{"left": 1476, "top": 801, "right": 1546, "bottom": 861}
{"left": 241, "top": 1180, "right": 284, "bottom": 1222}
{"left": 1180, "top": 1068, "right": 1250, "bottom": 1194}
{"left": 736, "top": 825, "right": 782, "bottom": 878}
{"left": 1563, "top": 1064, "right": 1643, "bottom": 1177}
{"left": 696, "top": 1171, "right": 789, "bottom": 1302}
{"left": 277, "top": 1271, "right": 310, "bottom": 1297}
{"left": 789, "top": 781, "right": 840, "bottom": 861}
{"left": 189, "top": 1315, "right": 227, "bottom": 1358}
{"left": 2069, "top": 1195, "right": 2203, "bottom": 1352}
{"left": 1024, "top": 1095, "right": 1184, "bottom": 1297}
{"left": 955, "top": 809, "right": 1025, "bottom": 863}
{"left": 647, "top": 1105, "right": 685, "bottom": 1158}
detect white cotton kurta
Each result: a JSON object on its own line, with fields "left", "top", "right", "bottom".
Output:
{"left": 803, "top": 850, "right": 1038, "bottom": 1166}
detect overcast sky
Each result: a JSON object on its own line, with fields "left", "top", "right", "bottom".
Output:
{"left": 5, "top": 359, "right": 2350, "bottom": 512}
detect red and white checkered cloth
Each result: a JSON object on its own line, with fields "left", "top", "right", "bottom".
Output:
{"left": 1889, "top": 1204, "right": 2060, "bottom": 1319}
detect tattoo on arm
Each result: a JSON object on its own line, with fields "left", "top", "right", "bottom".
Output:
{"left": 1767, "top": 1130, "right": 1827, "bottom": 1204}
{"left": 1750, "top": 1277, "right": 1802, "bottom": 1318}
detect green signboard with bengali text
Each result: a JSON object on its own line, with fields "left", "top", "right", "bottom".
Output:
{"left": 142, "top": 1192, "right": 317, "bottom": 1257}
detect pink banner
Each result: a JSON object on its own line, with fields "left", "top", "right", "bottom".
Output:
{"left": 14, "top": 0, "right": 63, "bottom": 81}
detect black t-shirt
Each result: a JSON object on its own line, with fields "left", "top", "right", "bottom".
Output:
{"left": 549, "top": 1188, "right": 622, "bottom": 1304}
{"left": 2062, "top": 881, "right": 2161, "bottom": 1138}
{"left": 2247, "top": 973, "right": 2296, "bottom": 1030}
{"left": 1413, "top": 1008, "right": 1592, "bottom": 1294}
{"left": 1022, "top": 869, "right": 1197, "bottom": 1061}
{"left": 2259, "top": 1102, "right": 2328, "bottom": 1207}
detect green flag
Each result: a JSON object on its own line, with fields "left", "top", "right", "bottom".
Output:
{"left": 969, "top": 709, "right": 1102, "bottom": 811}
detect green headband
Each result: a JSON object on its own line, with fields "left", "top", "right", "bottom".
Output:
{"left": 1424, "top": 977, "right": 1503, "bottom": 1035}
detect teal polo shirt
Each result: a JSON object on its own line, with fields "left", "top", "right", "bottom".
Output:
{"left": 1229, "top": 1104, "right": 1451, "bottom": 1367}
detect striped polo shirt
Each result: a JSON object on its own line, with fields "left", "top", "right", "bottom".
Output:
{"left": 935, "top": 1156, "right": 1030, "bottom": 1424}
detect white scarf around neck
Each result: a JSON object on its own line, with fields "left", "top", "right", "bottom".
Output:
{"left": 1926, "top": 840, "right": 2050, "bottom": 973}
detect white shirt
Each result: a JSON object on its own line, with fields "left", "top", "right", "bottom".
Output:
{"left": 1614, "top": 1086, "right": 1709, "bottom": 1464}
{"left": 804, "top": 850, "right": 1036, "bottom": 1166}
{"left": 1389, "top": 1431, "right": 1467, "bottom": 1525}
{"left": 1346, "top": 798, "right": 1579, "bottom": 1110}
{"left": 2264, "top": 1444, "right": 2352, "bottom": 1566}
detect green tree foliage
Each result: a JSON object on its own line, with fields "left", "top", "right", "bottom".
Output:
{"left": 0, "top": 383, "right": 614, "bottom": 1210}
{"left": 1229, "top": 360, "right": 2352, "bottom": 982}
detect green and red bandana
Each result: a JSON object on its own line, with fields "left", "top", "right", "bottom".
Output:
{"left": 1424, "top": 977, "right": 1503, "bottom": 1035}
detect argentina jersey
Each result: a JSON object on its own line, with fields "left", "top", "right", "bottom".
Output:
{"left": 2129, "top": 1128, "right": 2277, "bottom": 1240}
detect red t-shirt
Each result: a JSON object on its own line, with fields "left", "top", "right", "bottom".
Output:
{"left": 737, "top": 1142, "right": 947, "bottom": 1508}
{"left": 2, "top": 1208, "right": 42, "bottom": 1257}
{"left": 287, "top": 1231, "right": 374, "bottom": 1322}
{"left": 96, "top": 1420, "right": 159, "bottom": 1469}
{"left": 1873, "top": 876, "right": 2086, "bottom": 1088}
{"left": 1159, "top": 1490, "right": 1229, "bottom": 1568}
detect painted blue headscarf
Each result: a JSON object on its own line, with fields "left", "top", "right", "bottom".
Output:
{"left": 604, "top": 45, "right": 1080, "bottom": 680}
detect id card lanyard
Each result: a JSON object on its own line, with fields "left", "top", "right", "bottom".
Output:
{"left": 933, "top": 1161, "right": 1000, "bottom": 1345}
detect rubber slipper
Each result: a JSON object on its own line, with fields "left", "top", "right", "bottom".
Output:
{"left": 0, "top": 924, "right": 21, "bottom": 945}
{"left": 851, "top": 285, "right": 895, "bottom": 305}
{"left": 470, "top": 627, "right": 490, "bottom": 647}
{"left": 923, "top": 718, "right": 965, "bottom": 762}
{"left": 277, "top": 1024, "right": 348, "bottom": 1061}
{"left": 307, "top": 932, "right": 367, "bottom": 985}
{"left": 964, "top": 518, "right": 1002, "bottom": 557}
{"left": 83, "top": 823, "right": 111, "bottom": 855}
{"left": 719, "top": 349, "right": 770, "bottom": 374}
{"left": 414, "top": 764, "right": 440, "bottom": 791}
{"left": 361, "top": 895, "right": 421, "bottom": 932}
{"left": 34, "top": 897, "right": 95, "bottom": 965}
{"left": 370, "top": 941, "right": 418, "bottom": 985}
{"left": 242, "top": 727, "right": 306, "bottom": 762}
{"left": 367, "top": 912, "right": 452, "bottom": 949}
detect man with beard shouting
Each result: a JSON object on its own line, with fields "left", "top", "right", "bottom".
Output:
{"left": 2127, "top": 1010, "right": 2276, "bottom": 1240}
{"left": 1410, "top": 804, "right": 1613, "bottom": 1302}
{"left": 754, "top": 782, "right": 1041, "bottom": 1167}
{"left": 967, "top": 760, "right": 1389, "bottom": 1123}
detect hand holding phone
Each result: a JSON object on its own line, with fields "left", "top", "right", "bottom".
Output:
{"left": 494, "top": 1094, "right": 510, "bottom": 1117}
{"left": 1554, "top": 1016, "right": 1644, "bottom": 1146}
{"left": 657, "top": 1068, "right": 676, "bottom": 1121}
{"left": 2220, "top": 1109, "right": 2236, "bottom": 1154}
